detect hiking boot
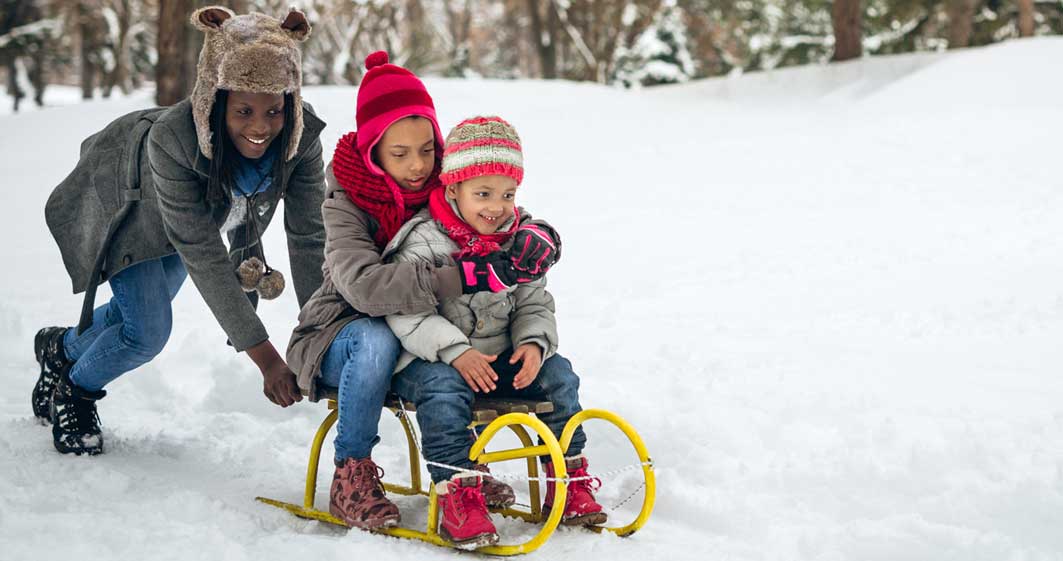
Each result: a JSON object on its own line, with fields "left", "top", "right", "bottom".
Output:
{"left": 329, "top": 457, "right": 401, "bottom": 530}
{"left": 543, "top": 455, "right": 607, "bottom": 526}
{"left": 436, "top": 474, "right": 499, "bottom": 550}
{"left": 50, "top": 365, "right": 105, "bottom": 456}
{"left": 474, "top": 464, "right": 516, "bottom": 508}
{"left": 33, "top": 327, "right": 72, "bottom": 424}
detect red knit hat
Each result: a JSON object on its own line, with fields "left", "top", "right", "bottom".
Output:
{"left": 355, "top": 50, "right": 443, "bottom": 175}
{"left": 440, "top": 116, "right": 524, "bottom": 186}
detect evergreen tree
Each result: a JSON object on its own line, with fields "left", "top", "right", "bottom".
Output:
{"left": 613, "top": 0, "right": 695, "bottom": 88}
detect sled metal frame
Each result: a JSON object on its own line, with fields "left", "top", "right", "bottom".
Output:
{"left": 256, "top": 398, "right": 655, "bottom": 555}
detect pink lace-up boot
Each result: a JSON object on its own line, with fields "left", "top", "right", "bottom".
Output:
{"left": 329, "top": 457, "right": 401, "bottom": 530}
{"left": 542, "top": 454, "right": 608, "bottom": 526}
{"left": 436, "top": 474, "right": 500, "bottom": 550}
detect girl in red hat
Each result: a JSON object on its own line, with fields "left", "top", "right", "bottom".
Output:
{"left": 285, "top": 52, "right": 562, "bottom": 530}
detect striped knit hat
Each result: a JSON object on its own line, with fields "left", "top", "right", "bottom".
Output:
{"left": 440, "top": 116, "right": 524, "bottom": 186}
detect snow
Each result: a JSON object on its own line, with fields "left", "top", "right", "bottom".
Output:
{"left": 3, "top": 37, "right": 1063, "bottom": 560}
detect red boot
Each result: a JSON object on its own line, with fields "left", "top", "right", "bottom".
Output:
{"left": 474, "top": 464, "right": 516, "bottom": 508}
{"left": 436, "top": 474, "right": 500, "bottom": 550}
{"left": 329, "top": 457, "right": 401, "bottom": 530}
{"left": 543, "top": 455, "right": 608, "bottom": 526}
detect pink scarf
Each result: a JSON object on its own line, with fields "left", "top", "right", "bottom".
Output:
{"left": 427, "top": 188, "right": 519, "bottom": 258}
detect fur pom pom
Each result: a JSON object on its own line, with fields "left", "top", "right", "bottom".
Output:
{"left": 236, "top": 257, "right": 265, "bottom": 291}
{"left": 365, "top": 51, "right": 389, "bottom": 70}
{"left": 256, "top": 269, "right": 286, "bottom": 300}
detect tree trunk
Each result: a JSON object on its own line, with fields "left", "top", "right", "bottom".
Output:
{"left": 6, "top": 58, "right": 24, "bottom": 112}
{"left": 526, "top": 0, "right": 558, "bottom": 78}
{"left": 831, "top": 0, "right": 863, "bottom": 62}
{"left": 157, "top": 0, "right": 192, "bottom": 106}
{"left": 1017, "top": 0, "right": 1035, "bottom": 37}
{"left": 946, "top": 0, "right": 977, "bottom": 49}
{"left": 110, "top": 0, "right": 133, "bottom": 95}
{"left": 78, "top": 3, "right": 95, "bottom": 99}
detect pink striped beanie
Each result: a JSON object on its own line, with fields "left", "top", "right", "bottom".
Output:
{"left": 440, "top": 116, "right": 523, "bottom": 186}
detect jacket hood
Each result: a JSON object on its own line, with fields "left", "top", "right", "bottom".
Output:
{"left": 189, "top": 5, "right": 311, "bottom": 162}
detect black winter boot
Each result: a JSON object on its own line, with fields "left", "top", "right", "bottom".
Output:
{"left": 33, "top": 327, "right": 72, "bottom": 424}
{"left": 50, "top": 366, "right": 105, "bottom": 456}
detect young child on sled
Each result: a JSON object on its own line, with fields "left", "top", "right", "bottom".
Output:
{"left": 384, "top": 116, "right": 606, "bottom": 549}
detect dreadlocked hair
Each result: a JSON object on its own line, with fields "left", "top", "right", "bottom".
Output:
{"left": 206, "top": 89, "right": 296, "bottom": 207}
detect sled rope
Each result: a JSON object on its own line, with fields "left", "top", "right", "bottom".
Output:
{"left": 394, "top": 396, "right": 655, "bottom": 493}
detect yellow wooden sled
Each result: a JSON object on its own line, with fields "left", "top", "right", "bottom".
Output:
{"left": 256, "top": 392, "right": 655, "bottom": 555}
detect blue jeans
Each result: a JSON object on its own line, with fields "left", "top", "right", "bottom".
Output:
{"left": 318, "top": 318, "right": 402, "bottom": 464}
{"left": 62, "top": 254, "right": 187, "bottom": 392}
{"left": 391, "top": 349, "right": 586, "bottom": 483}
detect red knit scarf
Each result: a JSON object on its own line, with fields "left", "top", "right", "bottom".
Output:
{"left": 428, "top": 187, "right": 520, "bottom": 258}
{"left": 331, "top": 131, "right": 442, "bottom": 247}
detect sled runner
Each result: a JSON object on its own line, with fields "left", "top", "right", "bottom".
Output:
{"left": 256, "top": 391, "right": 655, "bottom": 555}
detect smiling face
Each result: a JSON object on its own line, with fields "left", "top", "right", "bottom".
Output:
{"left": 374, "top": 117, "right": 436, "bottom": 191}
{"left": 446, "top": 174, "right": 519, "bottom": 235}
{"left": 225, "top": 91, "right": 284, "bottom": 159}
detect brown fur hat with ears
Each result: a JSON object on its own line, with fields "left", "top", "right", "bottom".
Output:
{"left": 189, "top": 6, "right": 311, "bottom": 162}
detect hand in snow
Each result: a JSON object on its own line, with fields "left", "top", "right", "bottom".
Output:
{"left": 452, "top": 349, "right": 499, "bottom": 393}
{"left": 510, "top": 343, "right": 543, "bottom": 390}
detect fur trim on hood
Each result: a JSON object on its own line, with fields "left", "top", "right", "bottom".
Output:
{"left": 189, "top": 6, "right": 311, "bottom": 161}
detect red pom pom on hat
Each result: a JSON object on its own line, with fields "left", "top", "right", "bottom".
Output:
{"left": 365, "top": 51, "right": 389, "bottom": 70}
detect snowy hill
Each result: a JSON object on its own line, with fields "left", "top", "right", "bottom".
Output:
{"left": 2, "top": 38, "right": 1062, "bottom": 561}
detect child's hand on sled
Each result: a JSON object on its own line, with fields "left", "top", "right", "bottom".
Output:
{"left": 452, "top": 349, "right": 499, "bottom": 393}
{"left": 510, "top": 344, "right": 543, "bottom": 390}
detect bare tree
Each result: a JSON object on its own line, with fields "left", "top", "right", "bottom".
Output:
{"left": 525, "top": 0, "right": 559, "bottom": 78}
{"left": 1017, "top": 0, "right": 1035, "bottom": 37}
{"left": 156, "top": 0, "right": 192, "bottom": 105}
{"left": 831, "top": 0, "right": 863, "bottom": 61}
{"left": 946, "top": 0, "right": 977, "bottom": 48}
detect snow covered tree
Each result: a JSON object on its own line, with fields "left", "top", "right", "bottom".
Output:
{"left": 0, "top": 0, "right": 57, "bottom": 111}
{"left": 613, "top": 0, "right": 695, "bottom": 87}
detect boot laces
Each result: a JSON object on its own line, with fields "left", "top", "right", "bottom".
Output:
{"left": 449, "top": 481, "right": 488, "bottom": 524}
{"left": 55, "top": 397, "right": 100, "bottom": 434}
{"left": 350, "top": 460, "right": 386, "bottom": 494}
{"left": 569, "top": 465, "right": 602, "bottom": 495}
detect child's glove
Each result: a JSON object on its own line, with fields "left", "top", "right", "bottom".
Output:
{"left": 458, "top": 253, "right": 528, "bottom": 293}
{"left": 509, "top": 224, "right": 560, "bottom": 276}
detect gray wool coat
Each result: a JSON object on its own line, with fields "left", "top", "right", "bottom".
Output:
{"left": 286, "top": 164, "right": 559, "bottom": 401}
{"left": 383, "top": 207, "right": 558, "bottom": 374}
{"left": 45, "top": 99, "right": 327, "bottom": 351}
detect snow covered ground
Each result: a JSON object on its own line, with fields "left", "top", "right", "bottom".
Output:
{"left": 2, "top": 37, "right": 1062, "bottom": 561}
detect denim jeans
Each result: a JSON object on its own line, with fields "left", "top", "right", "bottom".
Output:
{"left": 62, "top": 254, "right": 187, "bottom": 392}
{"left": 391, "top": 349, "right": 586, "bottom": 483}
{"left": 318, "top": 317, "right": 402, "bottom": 464}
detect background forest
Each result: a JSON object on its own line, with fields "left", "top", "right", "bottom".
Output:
{"left": 0, "top": 0, "right": 1058, "bottom": 110}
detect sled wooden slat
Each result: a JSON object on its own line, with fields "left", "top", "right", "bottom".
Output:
{"left": 314, "top": 388, "right": 554, "bottom": 424}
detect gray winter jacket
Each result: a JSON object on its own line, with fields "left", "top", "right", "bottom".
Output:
{"left": 383, "top": 207, "right": 558, "bottom": 373}
{"left": 285, "top": 164, "right": 560, "bottom": 401}
{"left": 45, "top": 99, "right": 327, "bottom": 351}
